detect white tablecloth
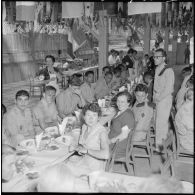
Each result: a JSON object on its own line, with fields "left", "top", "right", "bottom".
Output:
{"left": 2, "top": 145, "right": 73, "bottom": 192}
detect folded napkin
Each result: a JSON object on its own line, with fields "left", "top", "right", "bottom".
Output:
{"left": 98, "top": 99, "right": 106, "bottom": 108}
{"left": 58, "top": 118, "right": 69, "bottom": 135}
{"left": 119, "top": 86, "right": 126, "bottom": 92}
{"left": 35, "top": 132, "right": 43, "bottom": 149}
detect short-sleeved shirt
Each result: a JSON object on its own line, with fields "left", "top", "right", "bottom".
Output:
{"left": 110, "top": 75, "right": 121, "bottom": 90}
{"left": 108, "top": 54, "right": 116, "bottom": 65}
{"left": 3, "top": 106, "right": 35, "bottom": 147}
{"left": 94, "top": 77, "right": 112, "bottom": 99}
{"left": 56, "top": 87, "right": 84, "bottom": 117}
{"left": 80, "top": 82, "right": 95, "bottom": 103}
{"left": 33, "top": 98, "right": 58, "bottom": 126}
{"left": 108, "top": 108, "right": 135, "bottom": 139}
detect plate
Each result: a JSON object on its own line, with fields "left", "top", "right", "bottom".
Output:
{"left": 19, "top": 139, "right": 36, "bottom": 151}
{"left": 45, "top": 126, "right": 59, "bottom": 136}
{"left": 55, "top": 135, "right": 73, "bottom": 146}
{"left": 16, "top": 150, "right": 29, "bottom": 156}
{"left": 26, "top": 172, "right": 39, "bottom": 180}
{"left": 46, "top": 144, "right": 60, "bottom": 151}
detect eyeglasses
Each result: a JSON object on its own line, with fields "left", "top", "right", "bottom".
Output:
{"left": 154, "top": 56, "right": 163, "bottom": 59}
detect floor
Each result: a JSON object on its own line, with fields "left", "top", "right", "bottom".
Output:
{"left": 2, "top": 64, "right": 193, "bottom": 183}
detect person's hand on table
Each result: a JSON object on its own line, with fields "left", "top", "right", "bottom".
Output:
{"left": 75, "top": 145, "right": 88, "bottom": 155}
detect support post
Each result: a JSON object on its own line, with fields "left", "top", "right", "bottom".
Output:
{"left": 98, "top": 10, "right": 109, "bottom": 77}
{"left": 172, "top": 29, "right": 177, "bottom": 65}
{"left": 143, "top": 14, "right": 151, "bottom": 54}
{"left": 164, "top": 27, "right": 169, "bottom": 55}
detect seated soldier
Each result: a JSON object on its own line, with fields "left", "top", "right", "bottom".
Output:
{"left": 33, "top": 85, "right": 61, "bottom": 135}
{"left": 56, "top": 76, "right": 86, "bottom": 119}
{"left": 80, "top": 71, "right": 95, "bottom": 103}
{"left": 99, "top": 66, "right": 112, "bottom": 80}
{"left": 132, "top": 84, "right": 155, "bottom": 141}
{"left": 143, "top": 71, "right": 154, "bottom": 102}
{"left": 110, "top": 67, "right": 122, "bottom": 90}
{"left": 94, "top": 71, "right": 113, "bottom": 99}
{"left": 117, "top": 64, "right": 130, "bottom": 86}
{"left": 175, "top": 88, "right": 194, "bottom": 153}
{"left": 3, "top": 90, "right": 35, "bottom": 147}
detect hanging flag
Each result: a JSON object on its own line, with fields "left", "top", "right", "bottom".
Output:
{"left": 46, "top": 2, "right": 51, "bottom": 16}
{"left": 62, "top": 2, "right": 84, "bottom": 18}
{"left": 156, "top": 13, "right": 161, "bottom": 27}
{"left": 151, "top": 13, "right": 156, "bottom": 27}
{"left": 167, "top": 2, "right": 172, "bottom": 27}
{"left": 16, "top": 1, "right": 35, "bottom": 21}
{"left": 84, "top": 2, "right": 94, "bottom": 18}
{"left": 161, "top": 2, "right": 166, "bottom": 28}
{"left": 118, "top": 2, "right": 123, "bottom": 17}
{"left": 183, "top": 2, "right": 192, "bottom": 10}
{"left": 3, "top": 1, "right": 6, "bottom": 21}
{"left": 128, "top": 2, "right": 161, "bottom": 15}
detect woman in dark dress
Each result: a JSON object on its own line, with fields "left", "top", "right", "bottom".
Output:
{"left": 108, "top": 91, "right": 135, "bottom": 158}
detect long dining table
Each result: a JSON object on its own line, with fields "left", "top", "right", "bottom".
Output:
{"left": 2, "top": 138, "right": 74, "bottom": 192}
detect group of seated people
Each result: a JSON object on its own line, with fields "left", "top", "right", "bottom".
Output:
{"left": 2, "top": 49, "right": 194, "bottom": 190}
{"left": 2, "top": 77, "right": 155, "bottom": 181}
{"left": 108, "top": 48, "right": 156, "bottom": 81}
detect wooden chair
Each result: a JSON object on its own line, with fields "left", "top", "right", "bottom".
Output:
{"left": 160, "top": 150, "right": 175, "bottom": 177}
{"left": 170, "top": 110, "right": 194, "bottom": 159}
{"left": 105, "top": 139, "right": 119, "bottom": 172}
{"left": 150, "top": 126, "right": 156, "bottom": 155}
{"left": 132, "top": 128, "right": 153, "bottom": 168}
{"left": 105, "top": 130, "right": 137, "bottom": 175}
{"left": 162, "top": 130, "right": 176, "bottom": 159}
{"left": 149, "top": 109, "right": 156, "bottom": 155}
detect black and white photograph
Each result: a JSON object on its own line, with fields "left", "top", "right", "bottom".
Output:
{"left": 1, "top": 1, "right": 194, "bottom": 193}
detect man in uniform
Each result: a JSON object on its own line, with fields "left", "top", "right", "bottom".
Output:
{"left": 80, "top": 71, "right": 95, "bottom": 104}
{"left": 132, "top": 84, "right": 155, "bottom": 141}
{"left": 3, "top": 90, "right": 35, "bottom": 147}
{"left": 153, "top": 48, "right": 175, "bottom": 150}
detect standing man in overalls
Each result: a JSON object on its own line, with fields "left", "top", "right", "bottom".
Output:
{"left": 153, "top": 49, "right": 175, "bottom": 151}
